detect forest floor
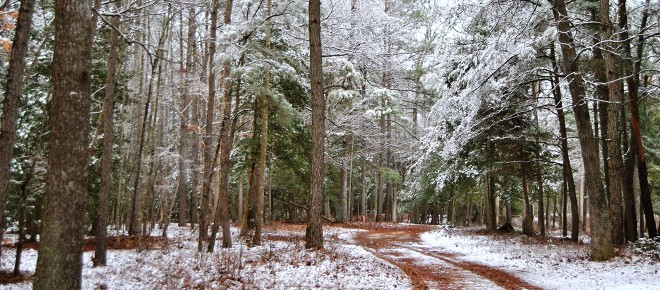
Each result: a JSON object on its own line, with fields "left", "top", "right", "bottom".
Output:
{"left": 0, "top": 222, "right": 658, "bottom": 289}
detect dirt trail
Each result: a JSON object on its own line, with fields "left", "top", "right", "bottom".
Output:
{"left": 353, "top": 225, "right": 541, "bottom": 290}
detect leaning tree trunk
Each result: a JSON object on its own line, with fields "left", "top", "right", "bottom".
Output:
{"left": 0, "top": 0, "right": 36, "bottom": 258}
{"left": 305, "top": 0, "right": 325, "bottom": 250}
{"left": 550, "top": 0, "right": 614, "bottom": 260}
{"left": 550, "top": 44, "right": 580, "bottom": 242}
{"left": 33, "top": 0, "right": 93, "bottom": 287}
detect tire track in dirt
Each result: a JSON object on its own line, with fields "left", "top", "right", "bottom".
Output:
{"left": 354, "top": 226, "right": 541, "bottom": 290}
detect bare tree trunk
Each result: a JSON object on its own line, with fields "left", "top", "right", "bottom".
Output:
{"left": 129, "top": 14, "right": 170, "bottom": 236}
{"left": 33, "top": 0, "right": 93, "bottom": 286}
{"left": 238, "top": 173, "right": 243, "bottom": 223}
{"left": 550, "top": 0, "right": 614, "bottom": 260}
{"left": 622, "top": 0, "right": 656, "bottom": 238}
{"left": 176, "top": 7, "right": 195, "bottom": 228}
{"left": 617, "top": 0, "right": 637, "bottom": 241}
{"left": 533, "top": 81, "right": 545, "bottom": 237}
{"left": 484, "top": 173, "right": 496, "bottom": 231}
{"left": 199, "top": 0, "right": 220, "bottom": 251}
{"left": 251, "top": 0, "right": 272, "bottom": 246}
{"left": 208, "top": 0, "right": 235, "bottom": 251}
{"left": 521, "top": 173, "right": 534, "bottom": 236}
{"left": 0, "top": 0, "right": 36, "bottom": 257}
{"left": 361, "top": 161, "right": 367, "bottom": 222}
{"left": 94, "top": 0, "right": 121, "bottom": 266}
{"left": 550, "top": 44, "right": 579, "bottom": 241}
{"left": 598, "top": 0, "right": 625, "bottom": 245}
{"left": 305, "top": 0, "right": 324, "bottom": 250}
{"left": 337, "top": 138, "right": 347, "bottom": 223}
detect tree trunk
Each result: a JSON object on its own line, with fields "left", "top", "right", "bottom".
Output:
{"left": 305, "top": 0, "right": 324, "bottom": 250}
{"left": 533, "top": 81, "right": 545, "bottom": 237}
{"left": 251, "top": 0, "right": 272, "bottom": 246}
{"left": 615, "top": 1, "right": 637, "bottom": 242}
{"left": 598, "top": 0, "right": 626, "bottom": 245}
{"left": 521, "top": 173, "right": 534, "bottom": 236}
{"left": 208, "top": 0, "right": 235, "bottom": 251}
{"left": 361, "top": 161, "right": 367, "bottom": 221}
{"left": 129, "top": 16, "right": 169, "bottom": 236}
{"left": 199, "top": 0, "right": 219, "bottom": 251}
{"left": 33, "top": 0, "right": 93, "bottom": 287}
{"left": 337, "top": 138, "right": 347, "bottom": 223}
{"left": 624, "top": 0, "right": 656, "bottom": 238}
{"left": 94, "top": 0, "right": 121, "bottom": 267}
{"left": 176, "top": 7, "right": 194, "bottom": 227}
{"left": 484, "top": 173, "right": 496, "bottom": 231}
{"left": 550, "top": 44, "right": 579, "bottom": 242}
{"left": 0, "top": 0, "right": 36, "bottom": 257}
{"left": 549, "top": 0, "right": 615, "bottom": 260}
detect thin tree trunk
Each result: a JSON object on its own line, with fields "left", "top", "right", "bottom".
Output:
{"left": 521, "top": 173, "right": 534, "bottom": 236}
{"left": 305, "top": 0, "right": 325, "bottom": 250}
{"left": 208, "top": 0, "right": 235, "bottom": 251}
{"left": 94, "top": 0, "right": 121, "bottom": 266}
{"left": 617, "top": 0, "right": 637, "bottom": 242}
{"left": 485, "top": 173, "right": 496, "bottom": 231}
{"left": 238, "top": 173, "right": 243, "bottom": 223}
{"left": 361, "top": 161, "right": 367, "bottom": 222}
{"left": 337, "top": 138, "right": 347, "bottom": 223}
{"left": 0, "top": 0, "right": 36, "bottom": 257}
{"left": 199, "top": 0, "right": 220, "bottom": 251}
{"left": 550, "top": 44, "right": 579, "bottom": 241}
{"left": 251, "top": 0, "right": 272, "bottom": 246}
{"left": 624, "top": 0, "right": 656, "bottom": 238}
{"left": 129, "top": 21, "right": 169, "bottom": 236}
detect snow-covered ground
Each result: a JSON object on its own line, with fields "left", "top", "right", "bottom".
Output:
{"left": 1, "top": 224, "right": 658, "bottom": 289}
{"left": 419, "top": 227, "right": 660, "bottom": 290}
{"left": 1, "top": 225, "right": 410, "bottom": 289}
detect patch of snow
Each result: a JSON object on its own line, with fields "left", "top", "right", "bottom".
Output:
{"left": 419, "top": 227, "right": 660, "bottom": 290}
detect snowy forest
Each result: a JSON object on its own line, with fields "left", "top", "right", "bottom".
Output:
{"left": 0, "top": 0, "right": 659, "bottom": 289}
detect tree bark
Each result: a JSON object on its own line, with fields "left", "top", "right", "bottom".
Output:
{"left": 199, "top": 0, "right": 220, "bottom": 251}
{"left": 0, "top": 0, "right": 36, "bottom": 257}
{"left": 624, "top": 0, "right": 656, "bottom": 238}
{"left": 599, "top": 0, "right": 625, "bottom": 245}
{"left": 251, "top": 0, "right": 271, "bottom": 246}
{"left": 94, "top": 0, "right": 121, "bottom": 267}
{"left": 208, "top": 0, "right": 234, "bottom": 251}
{"left": 617, "top": 0, "right": 638, "bottom": 243}
{"left": 521, "top": 173, "right": 534, "bottom": 236}
{"left": 549, "top": 0, "right": 614, "bottom": 260}
{"left": 305, "top": 0, "right": 324, "bottom": 250}
{"left": 550, "top": 44, "right": 580, "bottom": 242}
{"left": 337, "top": 138, "right": 347, "bottom": 223}
{"left": 33, "top": 0, "right": 93, "bottom": 287}
{"left": 485, "top": 173, "right": 496, "bottom": 231}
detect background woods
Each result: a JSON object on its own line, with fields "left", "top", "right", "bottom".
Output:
{"left": 0, "top": 0, "right": 658, "bottom": 285}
